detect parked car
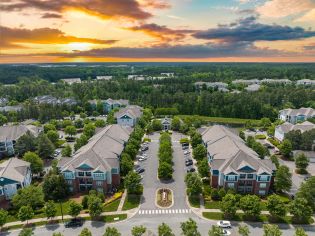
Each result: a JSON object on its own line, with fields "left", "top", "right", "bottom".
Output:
{"left": 136, "top": 168, "right": 145, "bottom": 174}
{"left": 217, "top": 220, "right": 231, "bottom": 228}
{"left": 65, "top": 218, "right": 83, "bottom": 228}
{"left": 186, "top": 167, "right": 195, "bottom": 173}
{"left": 184, "top": 150, "right": 190, "bottom": 155}
{"left": 141, "top": 146, "right": 149, "bottom": 152}
{"left": 138, "top": 156, "right": 147, "bottom": 162}
{"left": 182, "top": 145, "right": 189, "bottom": 150}
{"left": 185, "top": 160, "right": 193, "bottom": 166}
{"left": 222, "top": 230, "right": 231, "bottom": 236}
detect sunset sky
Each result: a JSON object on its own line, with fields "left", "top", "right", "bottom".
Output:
{"left": 1, "top": 0, "right": 315, "bottom": 63}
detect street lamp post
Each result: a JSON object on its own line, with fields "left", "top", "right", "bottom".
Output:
{"left": 59, "top": 201, "right": 64, "bottom": 222}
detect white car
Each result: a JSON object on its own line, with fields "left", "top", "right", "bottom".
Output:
{"left": 138, "top": 156, "right": 147, "bottom": 162}
{"left": 184, "top": 150, "right": 190, "bottom": 155}
{"left": 222, "top": 229, "right": 231, "bottom": 236}
{"left": 217, "top": 220, "right": 231, "bottom": 228}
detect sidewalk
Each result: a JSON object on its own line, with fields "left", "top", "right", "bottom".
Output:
{"left": 3, "top": 208, "right": 138, "bottom": 228}
{"left": 117, "top": 189, "right": 127, "bottom": 211}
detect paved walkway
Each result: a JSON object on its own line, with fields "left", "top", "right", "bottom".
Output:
{"left": 117, "top": 190, "right": 127, "bottom": 211}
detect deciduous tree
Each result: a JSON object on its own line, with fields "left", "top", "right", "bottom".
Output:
{"left": 180, "top": 218, "right": 201, "bottom": 236}
{"left": 23, "top": 151, "right": 43, "bottom": 175}
{"left": 274, "top": 165, "right": 292, "bottom": 193}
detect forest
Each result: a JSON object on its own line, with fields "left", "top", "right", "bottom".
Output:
{"left": 0, "top": 63, "right": 314, "bottom": 122}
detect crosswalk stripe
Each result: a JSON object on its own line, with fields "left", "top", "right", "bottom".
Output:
{"left": 138, "top": 208, "right": 191, "bottom": 215}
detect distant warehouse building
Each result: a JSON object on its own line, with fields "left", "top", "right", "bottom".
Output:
{"left": 201, "top": 125, "right": 276, "bottom": 195}
{"left": 58, "top": 125, "right": 132, "bottom": 193}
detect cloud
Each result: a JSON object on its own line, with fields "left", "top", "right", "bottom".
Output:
{"left": 41, "top": 13, "right": 63, "bottom": 18}
{"left": 256, "top": 0, "right": 315, "bottom": 18}
{"left": 29, "top": 41, "right": 292, "bottom": 59}
{"left": 1, "top": 0, "right": 152, "bottom": 20}
{"left": 127, "top": 23, "right": 196, "bottom": 42}
{"left": 1, "top": 26, "right": 118, "bottom": 49}
{"left": 137, "top": 0, "right": 171, "bottom": 9}
{"left": 193, "top": 16, "right": 315, "bottom": 42}
{"left": 295, "top": 8, "right": 315, "bottom": 22}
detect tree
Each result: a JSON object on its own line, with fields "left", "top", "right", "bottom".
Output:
{"left": 263, "top": 224, "right": 282, "bottom": 236}
{"left": 295, "top": 153, "right": 309, "bottom": 173}
{"left": 64, "top": 125, "right": 77, "bottom": 138}
{"left": 15, "top": 131, "right": 37, "bottom": 157}
{"left": 124, "top": 171, "right": 142, "bottom": 194}
{"left": 131, "top": 226, "right": 146, "bottom": 236}
{"left": 191, "top": 132, "right": 202, "bottom": 148}
{"left": 260, "top": 118, "right": 271, "bottom": 129}
{"left": 185, "top": 173, "right": 203, "bottom": 196}
{"left": 208, "top": 225, "right": 224, "bottom": 236}
{"left": 88, "top": 195, "right": 103, "bottom": 219}
{"left": 296, "top": 176, "right": 315, "bottom": 210}
{"left": 12, "top": 185, "right": 44, "bottom": 209}
{"left": 220, "top": 194, "right": 238, "bottom": 219}
{"left": 68, "top": 201, "right": 82, "bottom": 218}
{"left": 37, "top": 133, "right": 55, "bottom": 159}
{"left": 193, "top": 144, "right": 207, "bottom": 160}
{"left": 279, "top": 139, "right": 292, "bottom": 158}
{"left": 45, "top": 200, "right": 57, "bottom": 220}
{"left": 95, "top": 119, "right": 106, "bottom": 127}
{"left": 46, "top": 130, "right": 59, "bottom": 145}
{"left": 266, "top": 194, "right": 287, "bottom": 219}
{"left": 289, "top": 197, "right": 313, "bottom": 223}
{"left": 238, "top": 225, "right": 250, "bottom": 236}
{"left": 61, "top": 144, "right": 72, "bottom": 157}
{"left": 83, "top": 123, "right": 96, "bottom": 138}
{"left": 103, "top": 227, "right": 121, "bottom": 236}
{"left": 158, "top": 223, "right": 175, "bottom": 236}
{"left": 74, "top": 119, "right": 84, "bottom": 129}
{"left": 152, "top": 119, "right": 163, "bottom": 131}
{"left": 18, "top": 205, "right": 34, "bottom": 224}
{"left": 42, "top": 173, "right": 69, "bottom": 201}
{"left": 53, "top": 233, "right": 64, "bottom": 236}
{"left": 239, "top": 195, "right": 261, "bottom": 219}
{"left": 18, "top": 228, "right": 34, "bottom": 236}
{"left": 294, "top": 228, "right": 307, "bottom": 236}
{"left": 197, "top": 158, "right": 209, "bottom": 177}
{"left": 79, "top": 228, "right": 92, "bottom": 236}
{"left": 44, "top": 124, "right": 56, "bottom": 133}
{"left": 23, "top": 151, "right": 43, "bottom": 175}
{"left": 180, "top": 218, "right": 201, "bottom": 236}
{"left": 171, "top": 117, "right": 181, "bottom": 131}
{"left": 270, "top": 155, "right": 279, "bottom": 169}
{"left": 0, "top": 209, "right": 8, "bottom": 229}
{"left": 274, "top": 165, "right": 292, "bottom": 193}
{"left": 158, "top": 162, "right": 173, "bottom": 180}
{"left": 0, "top": 114, "right": 8, "bottom": 126}
{"left": 120, "top": 153, "right": 133, "bottom": 176}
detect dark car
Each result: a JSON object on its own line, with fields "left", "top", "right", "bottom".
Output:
{"left": 136, "top": 168, "right": 145, "bottom": 174}
{"left": 185, "top": 160, "right": 193, "bottom": 166}
{"left": 182, "top": 145, "right": 189, "bottom": 150}
{"left": 187, "top": 167, "right": 196, "bottom": 173}
{"left": 65, "top": 218, "right": 83, "bottom": 228}
{"left": 141, "top": 146, "right": 149, "bottom": 152}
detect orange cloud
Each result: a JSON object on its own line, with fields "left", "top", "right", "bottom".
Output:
{"left": 1, "top": 26, "right": 118, "bottom": 49}
{"left": 1, "top": 0, "right": 152, "bottom": 20}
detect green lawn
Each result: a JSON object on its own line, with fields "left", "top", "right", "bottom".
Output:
{"left": 122, "top": 194, "right": 141, "bottom": 211}
{"left": 178, "top": 115, "right": 261, "bottom": 126}
{"left": 188, "top": 195, "right": 200, "bottom": 208}
{"left": 103, "top": 198, "right": 121, "bottom": 212}
{"left": 202, "top": 212, "right": 223, "bottom": 220}
{"left": 204, "top": 200, "right": 221, "bottom": 209}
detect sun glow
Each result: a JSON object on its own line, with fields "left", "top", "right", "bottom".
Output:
{"left": 65, "top": 42, "right": 93, "bottom": 52}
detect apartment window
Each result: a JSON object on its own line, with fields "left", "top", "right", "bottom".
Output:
{"left": 64, "top": 172, "right": 73, "bottom": 179}
{"left": 67, "top": 180, "right": 72, "bottom": 185}
{"left": 0, "top": 188, "right": 3, "bottom": 195}
{"left": 112, "top": 168, "right": 118, "bottom": 174}
{"left": 247, "top": 174, "right": 254, "bottom": 179}
{"left": 260, "top": 183, "right": 267, "bottom": 188}
{"left": 240, "top": 174, "right": 246, "bottom": 179}
{"left": 259, "top": 175, "right": 269, "bottom": 181}
{"left": 97, "top": 188, "right": 103, "bottom": 193}
{"left": 96, "top": 181, "right": 103, "bottom": 186}
{"left": 227, "top": 183, "right": 235, "bottom": 188}
{"left": 78, "top": 172, "right": 84, "bottom": 177}
{"left": 86, "top": 179, "right": 93, "bottom": 185}
{"left": 259, "top": 190, "right": 266, "bottom": 195}
{"left": 227, "top": 176, "right": 236, "bottom": 181}
{"left": 69, "top": 187, "right": 73, "bottom": 192}
{"left": 85, "top": 172, "right": 92, "bottom": 177}
{"left": 246, "top": 187, "right": 253, "bottom": 193}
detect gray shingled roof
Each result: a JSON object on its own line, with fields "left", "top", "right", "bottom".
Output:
{"left": 0, "top": 158, "right": 30, "bottom": 184}
{"left": 280, "top": 107, "right": 315, "bottom": 117}
{"left": 114, "top": 105, "right": 142, "bottom": 119}
{"left": 201, "top": 125, "right": 275, "bottom": 175}
{"left": 278, "top": 121, "right": 315, "bottom": 134}
{"left": 58, "top": 125, "right": 132, "bottom": 172}
{"left": 0, "top": 125, "right": 41, "bottom": 142}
